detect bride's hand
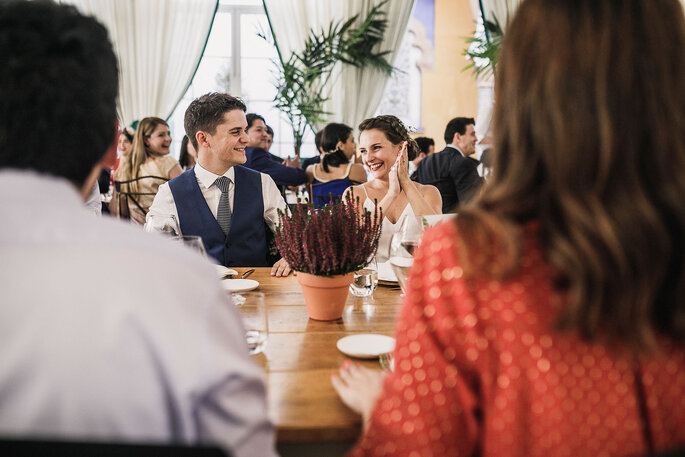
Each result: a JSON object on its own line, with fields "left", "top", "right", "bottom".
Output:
{"left": 387, "top": 152, "right": 402, "bottom": 198}
{"left": 397, "top": 141, "right": 411, "bottom": 187}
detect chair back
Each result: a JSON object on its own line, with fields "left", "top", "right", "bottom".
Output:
{"left": 310, "top": 179, "right": 360, "bottom": 209}
{"left": 113, "top": 175, "right": 169, "bottom": 219}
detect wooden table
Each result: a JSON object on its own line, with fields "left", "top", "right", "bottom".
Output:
{"left": 231, "top": 268, "right": 403, "bottom": 447}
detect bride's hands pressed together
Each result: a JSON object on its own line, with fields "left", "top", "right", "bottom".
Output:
{"left": 397, "top": 141, "right": 412, "bottom": 188}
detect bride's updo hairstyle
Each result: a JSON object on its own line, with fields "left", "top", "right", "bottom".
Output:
{"left": 358, "top": 115, "right": 419, "bottom": 159}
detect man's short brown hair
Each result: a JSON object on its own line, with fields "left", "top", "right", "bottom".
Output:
{"left": 184, "top": 92, "right": 246, "bottom": 149}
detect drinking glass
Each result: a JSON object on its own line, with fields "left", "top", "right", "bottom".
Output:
{"left": 177, "top": 235, "right": 207, "bottom": 257}
{"left": 145, "top": 214, "right": 181, "bottom": 236}
{"left": 232, "top": 292, "right": 268, "bottom": 355}
{"left": 388, "top": 215, "right": 425, "bottom": 294}
{"left": 161, "top": 215, "right": 181, "bottom": 236}
{"left": 349, "top": 257, "right": 379, "bottom": 297}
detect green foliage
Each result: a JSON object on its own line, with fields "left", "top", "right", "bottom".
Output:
{"left": 262, "top": 0, "right": 394, "bottom": 156}
{"left": 463, "top": 15, "right": 504, "bottom": 78}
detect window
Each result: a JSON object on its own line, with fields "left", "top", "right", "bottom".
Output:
{"left": 168, "top": 1, "right": 426, "bottom": 160}
{"left": 168, "top": 0, "right": 315, "bottom": 160}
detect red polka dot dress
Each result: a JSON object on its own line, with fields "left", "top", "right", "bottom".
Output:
{"left": 348, "top": 221, "right": 685, "bottom": 457}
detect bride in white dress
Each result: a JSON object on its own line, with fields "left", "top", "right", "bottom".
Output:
{"left": 343, "top": 115, "right": 442, "bottom": 262}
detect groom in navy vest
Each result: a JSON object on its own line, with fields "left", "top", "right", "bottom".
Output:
{"left": 147, "top": 93, "right": 291, "bottom": 276}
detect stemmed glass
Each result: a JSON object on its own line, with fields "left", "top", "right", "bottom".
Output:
{"left": 388, "top": 215, "right": 425, "bottom": 294}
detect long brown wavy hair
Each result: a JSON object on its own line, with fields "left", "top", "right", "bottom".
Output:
{"left": 115, "top": 116, "right": 168, "bottom": 194}
{"left": 458, "top": 0, "right": 685, "bottom": 351}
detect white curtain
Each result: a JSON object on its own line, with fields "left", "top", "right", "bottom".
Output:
{"left": 478, "top": 0, "right": 521, "bottom": 31}
{"left": 263, "top": 0, "right": 415, "bottom": 130}
{"left": 59, "top": 0, "right": 217, "bottom": 125}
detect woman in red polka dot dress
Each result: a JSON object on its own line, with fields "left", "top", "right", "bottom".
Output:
{"left": 332, "top": 0, "right": 685, "bottom": 455}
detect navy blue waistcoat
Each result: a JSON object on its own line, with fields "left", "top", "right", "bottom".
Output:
{"left": 168, "top": 166, "right": 270, "bottom": 267}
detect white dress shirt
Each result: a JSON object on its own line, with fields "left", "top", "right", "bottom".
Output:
{"left": 0, "top": 170, "right": 277, "bottom": 457}
{"left": 84, "top": 179, "right": 102, "bottom": 215}
{"left": 146, "top": 163, "right": 286, "bottom": 234}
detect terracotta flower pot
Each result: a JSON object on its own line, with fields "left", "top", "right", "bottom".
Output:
{"left": 296, "top": 271, "right": 354, "bottom": 321}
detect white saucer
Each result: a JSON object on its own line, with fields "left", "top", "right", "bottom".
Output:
{"left": 336, "top": 334, "right": 396, "bottom": 359}
{"left": 222, "top": 279, "right": 259, "bottom": 293}
{"left": 215, "top": 265, "right": 238, "bottom": 278}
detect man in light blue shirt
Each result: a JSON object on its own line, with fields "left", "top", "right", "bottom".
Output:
{"left": 0, "top": 3, "right": 277, "bottom": 456}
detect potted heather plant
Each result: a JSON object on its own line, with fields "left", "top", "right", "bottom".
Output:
{"left": 275, "top": 194, "right": 382, "bottom": 321}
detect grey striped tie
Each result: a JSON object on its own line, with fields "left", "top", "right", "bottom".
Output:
{"left": 214, "top": 176, "right": 232, "bottom": 235}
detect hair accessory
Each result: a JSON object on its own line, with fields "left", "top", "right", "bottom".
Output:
{"left": 122, "top": 126, "right": 135, "bottom": 142}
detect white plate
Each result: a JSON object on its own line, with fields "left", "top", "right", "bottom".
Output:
{"left": 222, "top": 279, "right": 259, "bottom": 293}
{"left": 377, "top": 261, "right": 398, "bottom": 283}
{"left": 336, "top": 334, "right": 396, "bottom": 359}
{"left": 215, "top": 265, "right": 238, "bottom": 278}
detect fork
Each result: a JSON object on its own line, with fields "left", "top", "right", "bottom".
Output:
{"left": 379, "top": 352, "right": 394, "bottom": 371}
{"left": 222, "top": 268, "right": 255, "bottom": 279}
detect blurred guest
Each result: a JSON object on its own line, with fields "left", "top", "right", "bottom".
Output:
{"left": 114, "top": 117, "right": 182, "bottom": 223}
{"left": 244, "top": 113, "right": 307, "bottom": 187}
{"left": 306, "top": 122, "right": 367, "bottom": 208}
{"left": 343, "top": 115, "right": 441, "bottom": 262}
{"left": 408, "top": 136, "right": 434, "bottom": 176}
{"left": 0, "top": 3, "right": 277, "bottom": 457}
{"left": 264, "top": 124, "right": 283, "bottom": 163}
{"left": 178, "top": 134, "right": 197, "bottom": 171}
{"left": 333, "top": 0, "right": 685, "bottom": 456}
{"left": 114, "top": 125, "right": 134, "bottom": 171}
{"left": 146, "top": 93, "right": 291, "bottom": 276}
{"left": 412, "top": 117, "right": 483, "bottom": 213}
{"left": 302, "top": 129, "right": 325, "bottom": 169}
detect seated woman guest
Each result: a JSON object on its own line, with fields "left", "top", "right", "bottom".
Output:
{"left": 333, "top": 0, "right": 685, "bottom": 455}
{"left": 115, "top": 125, "right": 134, "bottom": 171}
{"left": 343, "top": 115, "right": 441, "bottom": 262}
{"left": 306, "top": 122, "right": 367, "bottom": 208}
{"left": 114, "top": 117, "right": 182, "bottom": 223}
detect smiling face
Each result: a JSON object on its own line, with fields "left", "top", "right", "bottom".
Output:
{"left": 455, "top": 124, "right": 478, "bottom": 156}
{"left": 197, "top": 109, "right": 249, "bottom": 175}
{"left": 247, "top": 118, "right": 268, "bottom": 149}
{"left": 359, "top": 129, "right": 401, "bottom": 180}
{"left": 144, "top": 123, "right": 171, "bottom": 155}
{"left": 117, "top": 133, "right": 132, "bottom": 157}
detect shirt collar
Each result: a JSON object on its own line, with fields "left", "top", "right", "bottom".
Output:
{"left": 194, "top": 163, "right": 234, "bottom": 190}
{"left": 445, "top": 144, "right": 464, "bottom": 156}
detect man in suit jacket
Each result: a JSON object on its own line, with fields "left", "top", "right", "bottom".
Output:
{"left": 243, "top": 113, "right": 307, "bottom": 187}
{"left": 147, "top": 93, "right": 291, "bottom": 276}
{"left": 411, "top": 117, "right": 483, "bottom": 213}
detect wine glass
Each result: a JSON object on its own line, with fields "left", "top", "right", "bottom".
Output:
{"left": 388, "top": 215, "right": 425, "bottom": 294}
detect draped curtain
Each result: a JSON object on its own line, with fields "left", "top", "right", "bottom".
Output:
{"left": 59, "top": 0, "right": 217, "bottom": 125}
{"left": 263, "top": 0, "right": 415, "bottom": 131}
{"left": 477, "top": 0, "right": 522, "bottom": 30}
